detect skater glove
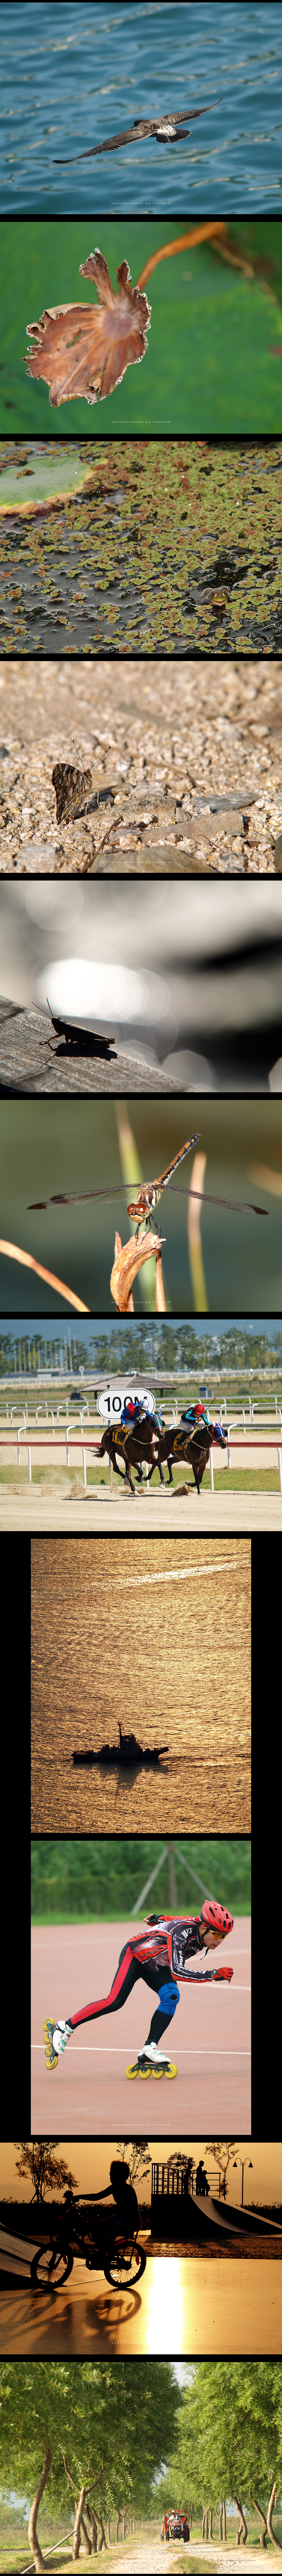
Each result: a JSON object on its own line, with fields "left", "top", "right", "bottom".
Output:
{"left": 213, "top": 1964, "right": 233, "bottom": 1981}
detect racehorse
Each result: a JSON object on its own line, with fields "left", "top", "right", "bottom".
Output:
{"left": 99, "top": 1414, "right": 227, "bottom": 1498}
{"left": 149, "top": 1418, "right": 227, "bottom": 1495}
{"left": 98, "top": 1418, "right": 159, "bottom": 1495}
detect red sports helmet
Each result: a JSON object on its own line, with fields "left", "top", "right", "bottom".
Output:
{"left": 201, "top": 1898, "right": 234, "bottom": 1939}
{"left": 194, "top": 1402, "right": 204, "bottom": 1415}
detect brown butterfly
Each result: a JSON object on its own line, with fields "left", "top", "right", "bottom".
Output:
{"left": 52, "top": 763, "right": 92, "bottom": 825}
{"left": 23, "top": 248, "right": 151, "bottom": 408}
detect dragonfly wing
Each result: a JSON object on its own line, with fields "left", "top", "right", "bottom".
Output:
{"left": 28, "top": 1183, "right": 141, "bottom": 1211}
{"left": 168, "top": 1186, "right": 269, "bottom": 1217}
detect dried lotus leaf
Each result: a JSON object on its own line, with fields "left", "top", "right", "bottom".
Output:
{"left": 23, "top": 247, "right": 151, "bottom": 408}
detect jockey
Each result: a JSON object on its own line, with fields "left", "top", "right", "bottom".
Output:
{"left": 43, "top": 1898, "right": 234, "bottom": 2071}
{"left": 120, "top": 1395, "right": 149, "bottom": 1429}
{"left": 180, "top": 1402, "right": 227, "bottom": 1446}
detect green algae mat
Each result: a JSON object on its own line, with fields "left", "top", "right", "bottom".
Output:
{"left": 0, "top": 439, "right": 281, "bottom": 655}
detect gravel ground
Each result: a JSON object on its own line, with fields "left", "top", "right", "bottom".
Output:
{"left": 0, "top": 659, "right": 281, "bottom": 874}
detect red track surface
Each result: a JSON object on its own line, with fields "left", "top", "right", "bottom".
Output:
{"left": 31, "top": 1918, "right": 251, "bottom": 2136}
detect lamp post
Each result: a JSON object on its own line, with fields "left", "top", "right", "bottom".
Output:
{"left": 233, "top": 2156, "right": 253, "bottom": 2209}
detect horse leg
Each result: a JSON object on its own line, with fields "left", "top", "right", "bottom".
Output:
{"left": 125, "top": 1459, "right": 136, "bottom": 1495}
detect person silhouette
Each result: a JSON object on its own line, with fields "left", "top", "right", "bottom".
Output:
{"left": 196, "top": 2159, "right": 210, "bottom": 2197}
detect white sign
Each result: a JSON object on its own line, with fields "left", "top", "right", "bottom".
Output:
{"left": 96, "top": 1379, "right": 155, "bottom": 1424}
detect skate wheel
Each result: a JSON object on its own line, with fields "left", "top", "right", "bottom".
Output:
{"left": 165, "top": 2063, "right": 178, "bottom": 2078}
{"left": 139, "top": 2066, "right": 151, "bottom": 2078}
{"left": 126, "top": 2064, "right": 138, "bottom": 2079}
{"left": 151, "top": 2065, "right": 165, "bottom": 2078}
{"left": 43, "top": 2018, "right": 57, "bottom": 2068}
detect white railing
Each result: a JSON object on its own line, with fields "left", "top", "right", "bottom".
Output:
{"left": 1, "top": 1431, "right": 282, "bottom": 1496}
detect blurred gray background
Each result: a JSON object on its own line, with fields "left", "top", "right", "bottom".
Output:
{"left": 1, "top": 877, "right": 282, "bottom": 1090}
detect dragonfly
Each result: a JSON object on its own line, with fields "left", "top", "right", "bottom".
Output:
{"left": 29, "top": 1134, "right": 269, "bottom": 1243}
{"left": 54, "top": 98, "right": 222, "bottom": 165}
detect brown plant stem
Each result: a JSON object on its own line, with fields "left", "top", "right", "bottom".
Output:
{"left": 137, "top": 221, "right": 227, "bottom": 287}
{"left": 110, "top": 1228, "right": 164, "bottom": 1312}
{"left": 155, "top": 1247, "right": 167, "bottom": 1311}
{"left": 0, "top": 1237, "right": 89, "bottom": 1312}
{"left": 113, "top": 1230, "right": 134, "bottom": 1310}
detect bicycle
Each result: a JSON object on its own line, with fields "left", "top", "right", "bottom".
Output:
{"left": 30, "top": 2192, "right": 147, "bottom": 2293}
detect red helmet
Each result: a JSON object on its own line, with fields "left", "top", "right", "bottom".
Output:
{"left": 194, "top": 1402, "right": 204, "bottom": 1415}
{"left": 201, "top": 1899, "right": 234, "bottom": 1939}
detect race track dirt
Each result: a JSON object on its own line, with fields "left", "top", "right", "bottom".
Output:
{"left": 31, "top": 1534, "right": 251, "bottom": 1834}
{"left": 31, "top": 1917, "right": 251, "bottom": 2137}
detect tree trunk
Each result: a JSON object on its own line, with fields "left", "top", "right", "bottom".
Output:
{"left": 115, "top": 2514, "right": 121, "bottom": 2545}
{"left": 107, "top": 2521, "right": 111, "bottom": 2547}
{"left": 267, "top": 2484, "right": 282, "bottom": 2550}
{"left": 96, "top": 2508, "right": 107, "bottom": 2550}
{"left": 223, "top": 2501, "right": 227, "bottom": 2542}
{"left": 72, "top": 2487, "right": 91, "bottom": 2559}
{"left": 122, "top": 2508, "right": 126, "bottom": 2542}
{"left": 209, "top": 2511, "right": 213, "bottom": 2539}
{"left": 86, "top": 2498, "right": 97, "bottom": 2552}
{"left": 218, "top": 2507, "right": 223, "bottom": 2541}
{"left": 234, "top": 2496, "right": 248, "bottom": 2547}
{"left": 249, "top": 2490, "right": 268, "bottom": 2548}
{"left": 202, "top": 2513, "right": 205, "bottom": 2540}
{"left": 28, "top": 2448, "right": 51, "bottom": 2571}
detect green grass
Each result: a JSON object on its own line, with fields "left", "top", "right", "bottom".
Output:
{"left": 31, "top": 1832, "right": 251, "bottom": 1923}
{"left": 1, "top": 1461, "right": 279, "bottom": 1494}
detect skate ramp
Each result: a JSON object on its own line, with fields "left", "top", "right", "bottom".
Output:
{"left": 181, "top": 2195, "right": 282, "bottom": 2242}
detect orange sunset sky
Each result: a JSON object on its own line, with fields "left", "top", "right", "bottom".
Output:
{"left": 1, "top": 2141, "right": 281, "bottom": 2208}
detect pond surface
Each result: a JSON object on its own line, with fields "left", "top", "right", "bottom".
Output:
{"left": 1, "top": 439, "right": 281, "bottom": 655}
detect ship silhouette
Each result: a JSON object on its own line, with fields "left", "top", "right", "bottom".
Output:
{"left": 73, "top": 1721, "right": 168, "bottom": 1767}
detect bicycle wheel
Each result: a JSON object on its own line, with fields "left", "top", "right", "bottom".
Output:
{"left": 30, "top": 2244, "right": 74, "bottom": 2286}
{"left": 103, "top": 2245, "right": 147, "bottom": 2290}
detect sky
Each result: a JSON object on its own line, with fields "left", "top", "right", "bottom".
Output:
{"left": 1, "top": 1317, "right": 280, "bottom": 1348}
{"left": 1, "top": 2141, "right": 281, "bottom": 2210}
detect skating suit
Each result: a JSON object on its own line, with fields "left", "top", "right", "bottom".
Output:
{"left": 67, "top": 1915, "right": 206, "bottom": 2046}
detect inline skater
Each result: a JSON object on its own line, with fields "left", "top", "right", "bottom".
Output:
{"left": 43, "top": 1898, "right": 234, "bottom": 2075}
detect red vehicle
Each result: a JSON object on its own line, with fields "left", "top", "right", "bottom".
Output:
{"left": 160, "top": 2508, "right": 189, "bottom": 2542}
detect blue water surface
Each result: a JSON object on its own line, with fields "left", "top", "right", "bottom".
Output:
{"left": 0, "top": 0, "right": 281, "bottom": 215}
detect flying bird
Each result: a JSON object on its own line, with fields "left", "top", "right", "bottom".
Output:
{"left": 54, "top": 98, "right": 222, "bottom": 165}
